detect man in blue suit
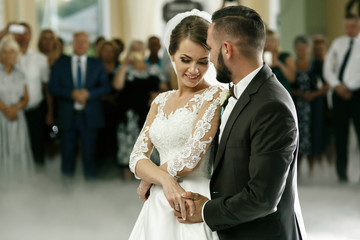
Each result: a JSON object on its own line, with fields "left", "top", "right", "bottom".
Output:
{"left": 49, "top": 32, "right": 110, "bottom": 179}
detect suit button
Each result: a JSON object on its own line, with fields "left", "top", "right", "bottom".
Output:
{"left": 213, "top": 191, "right": 219, "bottom": 194}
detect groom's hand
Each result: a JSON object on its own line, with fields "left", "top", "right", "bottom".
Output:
{"left": 174, "top": 192, "right": 208, "bottom": 223}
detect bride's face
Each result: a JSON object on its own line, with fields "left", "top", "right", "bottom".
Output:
{"left": 170, "top": 38, "right": 209, "bottom": 89}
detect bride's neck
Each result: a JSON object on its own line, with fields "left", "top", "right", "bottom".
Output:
{"left": 177, "top": 81, "right": 209, "bottom": 97}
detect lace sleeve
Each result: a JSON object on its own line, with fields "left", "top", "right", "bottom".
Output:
{"left": 129, "top": 93, "right": 167, "bottom": 179}
{"left": 167, "top": 86, "right": 226, "bottom": 177}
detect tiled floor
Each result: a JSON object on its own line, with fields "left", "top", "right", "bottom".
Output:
{"left": 1, "top": 128, "right": 359, "bottom": 240}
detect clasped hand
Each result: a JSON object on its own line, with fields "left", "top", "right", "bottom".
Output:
{"left": 137, "top": 179, "right": 209, "bottom": 224}
{"left": 335, "top": 84, "right": 352, "bottom": 100}
{"left": 2, "top": 105, "right": 18, "bottom": 121}
{"left": 71, "top": 89, "right": 89, "bottom": 104}
{"left": 173, "top": 191, "right": 209, "bottom": 224}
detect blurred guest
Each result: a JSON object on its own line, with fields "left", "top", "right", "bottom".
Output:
{"left": 38, "top": 29, "right": 62, "bottom": 66}
{"left": 49, "top": 32, "right": 110, "bottom": 179}
{"left": 323, "top": 13, "right": 360, "bottom": 182}
{"left": 292, "top": 36, "right": 312, "bottom": 170}
{"left": 264, "top": 29, "right": 296, "bottom": 92}
{"left": 94, "top": 36, "right": 105, "bottom": 56}
{"left": 0, "top": 22, "right": 50, "bottom": 166}
{"left": 292, "top": 35, "right": 330, "bottom": 174}
{"left": 113, "top": 40, "right": 163, "bottom": 179}
{"left": 146, "top": 35, "right": 161, "bottom": 66}
{"left": 160, "top": 47, "right": 177, "bottom": 89}
{"left": 38, "top": 29, "right": 61, "bottom": 156}
{"left": 112, "top": 38, "right": 125, "bottom": 64}
{"left": 146, "top": 35, "right": 169, "bottom": 92}
{"left": 311, "top": 34, "right": 334, "bottom": 165}
{"left": 95, "top": 40, "right": 121, "bottom": 176}
{"left": 0, "top": 38, "right": 33, "bottom": 173}
{"left": 57, "top": 37, "right": 67, "bottom": 59}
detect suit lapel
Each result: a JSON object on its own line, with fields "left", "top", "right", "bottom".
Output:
{"left": 85, "top": 57, "right": 92, "bottom": 87}
{"left": 213, "top": 93, "right": 250, "bottom": 170}
{"left": 213, "top": 65, "right": 273, "bottom": 170}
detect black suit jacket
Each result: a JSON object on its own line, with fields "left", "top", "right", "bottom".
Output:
{"left": 49, "top": 56, "right": 110, "bottom": 130}
{"left": 204, "top": 65, "right": 306, "bottom": 240}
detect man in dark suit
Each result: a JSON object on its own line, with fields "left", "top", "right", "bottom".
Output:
{"left": 177, "top": 6, "right": 307, "bottom": 240}
{"left": 49, "top": 32, "right": 110, "bottom": 179}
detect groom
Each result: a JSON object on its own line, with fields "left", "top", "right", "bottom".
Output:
{"left": 176, "top": 6, "right": 307, "bottom": 240}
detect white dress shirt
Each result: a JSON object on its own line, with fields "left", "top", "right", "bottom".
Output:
{"left": 323, "top": 33, "right": 360, "bottom": 90}
{"left": 201, "top": 65, "right": 262, "bottom": 224}
{"left": 71, "top": 54, "right": 87, "bottom": 110}
{"left": 17, "top": 49, "right": 49, "bottom": 110}
{"left": 71, "top": 54, "right": 87, "bottom": 87}
{"left": 219, "top": 65, "right": 262, "bottom": 142}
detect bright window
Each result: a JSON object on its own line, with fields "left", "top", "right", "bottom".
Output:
{"left": 36, "top": 0, "right": 103, "bottom": 54}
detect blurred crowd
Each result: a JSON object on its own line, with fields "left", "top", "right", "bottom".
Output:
{"left": 0, "top": 12, "right": 359, "bottom": 183}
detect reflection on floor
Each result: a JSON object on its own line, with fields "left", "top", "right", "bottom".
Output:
{"left": 1, "top": 129, "right": 359, "bottom": 240}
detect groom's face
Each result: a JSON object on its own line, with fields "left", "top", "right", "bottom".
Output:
{"left": 216, "top": 47, "right": 232, "bottom": 83}
{"left": 207, "top": 24, "right": 232, "bottom": 83}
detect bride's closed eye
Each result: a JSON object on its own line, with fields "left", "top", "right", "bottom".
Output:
{"left": 180, "top": 58, "right": 209, "bottom": 65}
{"left": 198, "top": 60, "right": 209, "bottom": 65}
{"left": 180, "top": 58, "right": 191, "bottom": 63}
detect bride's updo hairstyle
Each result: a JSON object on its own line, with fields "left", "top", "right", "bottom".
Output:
{"left": 168, "top": 15, "right": 210, "bottom": 56}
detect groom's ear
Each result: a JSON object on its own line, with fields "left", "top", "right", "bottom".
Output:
{"left": 223, "top": 42, "right": 232, "bottom": 60}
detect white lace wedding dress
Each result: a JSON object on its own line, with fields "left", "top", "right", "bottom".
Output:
{"left": 128, "top": 85, "right": 225, "bottom": 240}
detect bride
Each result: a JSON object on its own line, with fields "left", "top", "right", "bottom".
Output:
{"left": 128, "top": 9, "right": 228, "bottom": 240}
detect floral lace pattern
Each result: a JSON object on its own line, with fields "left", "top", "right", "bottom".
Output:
{"left": 129, "top": 126, "right": 150, "bottom": 178}
{"left": 129, "top": 85, "right": 225, "bottom": 178}
{"left": 166, "top": 93, "right": 221, "bottom": 176}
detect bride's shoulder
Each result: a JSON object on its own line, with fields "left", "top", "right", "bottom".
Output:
{"left": 152, "top": 90, "right": 176, "bottom": 105}
{"left": 202, "top": 84, "right": 229, "bottom": 100}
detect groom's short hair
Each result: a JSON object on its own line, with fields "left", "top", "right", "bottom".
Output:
{"left": 211, "top": 6, "right": 265, "bottom": 58}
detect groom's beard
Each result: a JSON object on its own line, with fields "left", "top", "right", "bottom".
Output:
{"left": 216, "top": 47, "right": 232, "bottom": 84}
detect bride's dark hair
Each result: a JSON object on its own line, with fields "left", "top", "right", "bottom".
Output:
{"left": 168, "top": 15, "right": 210, "bottom": 55}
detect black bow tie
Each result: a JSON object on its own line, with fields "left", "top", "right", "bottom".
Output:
{"left": 229, "top": 83, "right": 237, "bottom": 99}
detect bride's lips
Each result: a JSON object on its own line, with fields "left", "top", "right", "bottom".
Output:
{"left": 185, "top": 73, "right": 200, "bottom": 80}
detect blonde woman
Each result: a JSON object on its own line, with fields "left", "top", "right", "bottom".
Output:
{"left": 0, "top": 38, "right": 33, "bottom": 174}
{"left": 38, "top": 29, "right": 62, "bottom": 66}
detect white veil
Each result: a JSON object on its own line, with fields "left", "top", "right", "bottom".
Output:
{"left": 163, "top": 9, "right": 220, "bottom": 86}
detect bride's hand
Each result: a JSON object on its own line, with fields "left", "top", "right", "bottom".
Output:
{"left": 137, "top": 180, "right": 152, "bottom": 202}
{"left": 162, "top": 177, "right": 188, "bottom": 220}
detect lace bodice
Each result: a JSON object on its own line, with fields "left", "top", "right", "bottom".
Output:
{"left": 129, "top": 85, "right": 227, "bottom": 179}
